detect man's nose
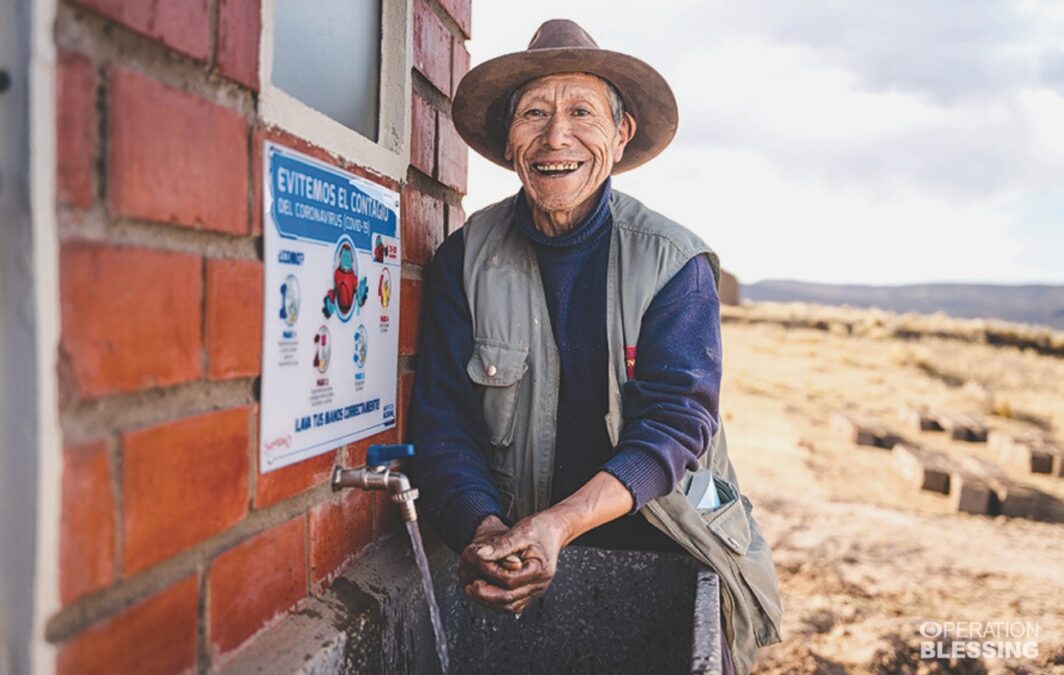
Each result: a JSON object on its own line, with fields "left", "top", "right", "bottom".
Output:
{"left": 544, "top": 113, "right": 573, "bottom": 149}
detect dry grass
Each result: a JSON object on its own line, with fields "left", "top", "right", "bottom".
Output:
{"left": 720, "top": 302, "right": 1064, "bottom": 674}
{"left": 723, "top": 302, "right": 1064, "bottom": 358}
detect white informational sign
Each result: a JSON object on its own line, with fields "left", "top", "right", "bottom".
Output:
{"left": 259, "top": 142, "right": 401, "bottom": 472}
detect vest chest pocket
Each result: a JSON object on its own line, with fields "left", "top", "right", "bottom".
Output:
{"left": 466, "top": 339, "right": 529, "bottom": 447}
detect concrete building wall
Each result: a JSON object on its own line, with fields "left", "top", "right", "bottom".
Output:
{"left": 45, "top": 1, "right": 469, "bottom": 671}
{"left": 719, "top": 269, "right": 740, "bottom": 306}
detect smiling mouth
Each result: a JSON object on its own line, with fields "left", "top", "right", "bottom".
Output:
{"left": 532, "top": 161, "right": 584, "bottom": 177}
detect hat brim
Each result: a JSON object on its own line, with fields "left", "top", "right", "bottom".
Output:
{"left": 452, "top": 47, "right": 678, "bottom": 174}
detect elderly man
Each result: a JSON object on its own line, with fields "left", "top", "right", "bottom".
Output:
{"left": 410, "top": 20, "right": 781, "bottom": 675}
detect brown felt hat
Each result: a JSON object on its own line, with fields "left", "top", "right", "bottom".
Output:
{"left": 452, "top": 19, "right": 678, "bottom": 174}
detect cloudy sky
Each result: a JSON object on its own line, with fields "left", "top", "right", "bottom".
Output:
{"left": 463, "top": 1, "right": 1064, "bottom": 284}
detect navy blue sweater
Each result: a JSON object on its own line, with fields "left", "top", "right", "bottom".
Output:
{"left": 409, "top": 182, "right": 722, "bottom": 553}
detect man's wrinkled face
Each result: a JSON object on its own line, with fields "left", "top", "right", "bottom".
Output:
{"left": 505, "top": 73, "right": 634, "bottom": 218}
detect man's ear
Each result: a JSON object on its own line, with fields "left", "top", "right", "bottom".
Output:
{"left": 504, "top": 140, "right": 513, "bottom": 163}
{"left": 613, "top": 112, "right": 637, "bottom": 163}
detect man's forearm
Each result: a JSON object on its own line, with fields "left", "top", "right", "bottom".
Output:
{"left": 541, "top": 471, "right": 634, "bottom": 546}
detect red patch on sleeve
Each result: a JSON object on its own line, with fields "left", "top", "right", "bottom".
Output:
{"left": 625, "top": 346, "right": 637, "bottom": 379}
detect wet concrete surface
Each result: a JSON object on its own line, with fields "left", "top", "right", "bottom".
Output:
{"left": 331, "top": 534, "right": 722, "bottom": 674}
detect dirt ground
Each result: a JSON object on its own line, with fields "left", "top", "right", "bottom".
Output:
{"left": 719, "top": 304, "right": 1064, "bottom": 674}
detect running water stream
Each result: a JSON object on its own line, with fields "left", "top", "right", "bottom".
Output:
{"left": 404, "top": 519, "right": 450, "bottom": 674}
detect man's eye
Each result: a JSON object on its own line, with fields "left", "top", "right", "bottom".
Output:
{"left": 572, "top": 108, "right": 591, "bottom": 117}
{"left": 524, "top": 109, "right": 547, "bottom": 118}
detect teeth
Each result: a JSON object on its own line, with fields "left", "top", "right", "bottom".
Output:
{"left": 534, "top": 162, "right": 580, "bottom": 172}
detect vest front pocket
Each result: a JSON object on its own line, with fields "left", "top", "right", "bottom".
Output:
{"left": 699, "top": 475, "right": 783, "bottom": 647}
{"left": 466, "top": 338, "right": 529, "bottom": 448}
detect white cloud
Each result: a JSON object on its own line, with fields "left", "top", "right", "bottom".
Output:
{"left": 464, "top": 0, "right": 1064, "bottom": 283}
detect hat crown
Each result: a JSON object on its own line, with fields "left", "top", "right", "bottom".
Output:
{"left": 527, "top": 19, "right": 599, "bottom": 51}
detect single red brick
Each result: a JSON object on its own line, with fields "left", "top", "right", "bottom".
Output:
{"left": 308, "top": 501, "right": 344, "bottom": 586}
{"left": 451, "top": 40, "right": 470, "bottom": 97}
{"left": 60, "top": 243, "right": 202, "bottom": 400}
{"left": 209, "top": 517, "right": 306, "bottom": 656}
{"left": 398, "top": 372, "right": 415, "bottom": 442}
{"left": 341, "top": 488, "right": 374, "bottom": 553}
{"left": 437, "top": 114, "right": 468, "bottom": 194}
{"left": 446, "top": 202, "right": 466, "bottom": 235}
{"left": 438, "top": 0, "right": 471, "bottom": 39}
{"left": 343, "top": 428, "right": 398, "bottom": 468}
{"left": 342, "top": 443, "right": 365, "bottom": 468}
{"left": 410, "top": 92, "right": 436, "bottom": 176}
{"left": 74, "top": 0, "right": 210, "bottom": 61}
{"left": 60, "top": 440, "right": 115, "bottom": 604}
{"left": 398, "top": 278, "right": 422, "bottom": 357}
{"left": 401, "top": 188, "right": 444, "bottom": 266}
{"left": 255, "top": 450, "right": 335, "bottom": 508}
{"left": 413, "top": 0, "right": 452, "bottom": 94}
{"left": 57, "top": 576, "right": 197, "bottom": 675}
{"left": 122, "top": 408, "right": 250, "bottom": 574}
{"left": 56, "top": 52, "right": 96, "bottom": 209}
{"left": 206, "top": 258, "right": 263, "bottom": 380}
{"left": 217, "top": 0, "right": 260, "bottom": 90}
{"left": 108, "top": 68, "right": 248, "bottom": 234}
{"left": 309, "top": 488, "right": 373, "bottom": 588}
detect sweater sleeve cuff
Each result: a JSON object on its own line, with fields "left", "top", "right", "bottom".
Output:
{"left": 602, "top": 448, "right": 674, "bottom": 514}
{"left": 447, "top": 491, "right": 508, "bottom": 552}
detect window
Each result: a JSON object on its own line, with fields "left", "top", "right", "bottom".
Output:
{"left": 260, "top": 0, "right": 410, "bottom": 180}
{"left": 272, "top": 0, "right": 382, "bottom": 140}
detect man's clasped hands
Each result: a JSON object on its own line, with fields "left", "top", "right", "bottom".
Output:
{"left": 458, "top": 512, "right": 569, "bottom": 615}
{"left": 457, "top": 471, "right": 635, "bottom": 614}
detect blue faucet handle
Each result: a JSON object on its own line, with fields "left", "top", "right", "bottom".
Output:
{"left": 366, "top": 443, "right": 415, "bottom": 468}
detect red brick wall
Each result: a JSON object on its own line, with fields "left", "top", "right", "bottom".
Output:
{"left": 49, "top": 0, "right": 469, "bottom": 670}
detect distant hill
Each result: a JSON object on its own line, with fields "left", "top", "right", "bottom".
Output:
{"left": 742, "top": 281, "right": 1064, "bottom": 330}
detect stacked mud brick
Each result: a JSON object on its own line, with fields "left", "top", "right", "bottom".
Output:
{"left": 830, "top": 412, "right": 903, "bottom": 449}
{"left": 903, "top": 408, "right": 989, "bottom": 443}
{"left": 831, "top": 408, "right": 1059, "bottom": 521}
{"left": 50, "top": 1, "right": 469, "bottom": 672}
{"left": 894, "top": 410, "right": 1059, "bottom": 520}
{"left": 989, "top": 430, "right": 1064, "bottom": 477}
{"left": 718, "top": 269, "right": 740, "bottom": 306}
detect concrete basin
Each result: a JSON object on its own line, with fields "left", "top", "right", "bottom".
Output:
{"left": 330, "top": 533, "right": 723, "bottom": 675}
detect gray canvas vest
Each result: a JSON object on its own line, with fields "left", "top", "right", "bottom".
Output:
{"left": 462, "top": 190, "right": 783, "bottom": 675}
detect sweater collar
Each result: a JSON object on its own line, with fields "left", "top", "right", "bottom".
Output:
{"left": 515, "top": 178, "right": 613, "bottom": 249}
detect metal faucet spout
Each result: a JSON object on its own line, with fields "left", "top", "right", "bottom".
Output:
{"left": 387, "top": 471, "right": 419, "bottom": 523}
{"left": 331, "top": 444, "right": 420, "bottom": 523}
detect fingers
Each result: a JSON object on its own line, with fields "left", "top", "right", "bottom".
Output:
{"left": 471, "top": 515, "right": 509, "bottom": 542}
{"left": 472, "top": 533, "right": 548, "bottom": 585}
{"left": 459, "top": 547, "right": 541, "bottom": 589}
{"left": 473, "top": 529, "right": 538, "bottom": 563}
{"left": 482, "top": 559, "right": 546, "bottom": 590}
{"left": 502, "top": 596, "right": 535, "bottom": 615}
{"left": 458, "top": 548, "right": 499, "bottom": 586}
{"left": 486, "top": 555, "right": 548, "bottom": 589}
{"left": 500, "top": 585, "right": 544, "bottom": 615}
{"left": 460, "top": 517, "right": 520, "bottom": 585}
{"left": 463, "top": 578, "right": 550, "bottom": 614}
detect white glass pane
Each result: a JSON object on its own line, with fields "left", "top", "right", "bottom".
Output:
{"left": 273, "top": 0, "right": 382, "bottom": 140}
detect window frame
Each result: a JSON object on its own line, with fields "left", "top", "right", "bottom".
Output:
{"left": 258, "top": 0, "right": 412, "bottom": 181}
